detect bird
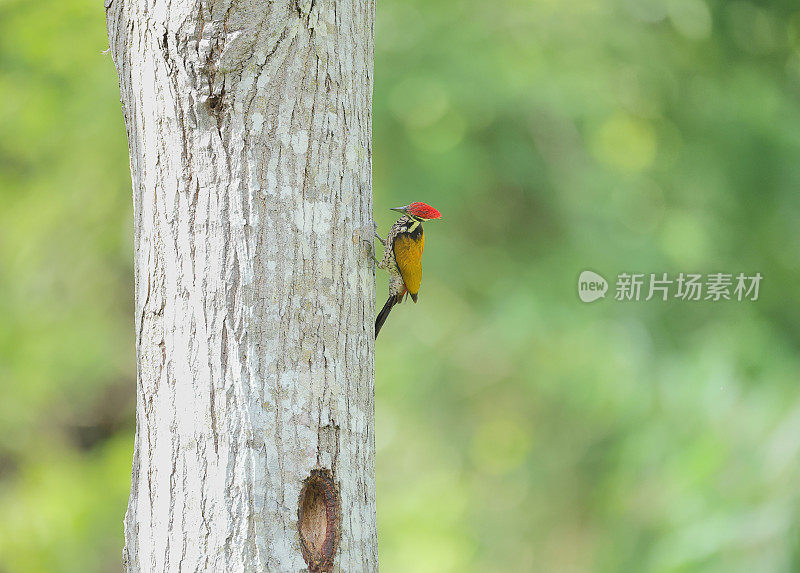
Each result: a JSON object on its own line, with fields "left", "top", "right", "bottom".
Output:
{"left": 374, "top": 202, "right": 442, "bottom": 338}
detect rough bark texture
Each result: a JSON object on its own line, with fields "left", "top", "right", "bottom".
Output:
{"left": 105, "top": 0, "right": 377, "bottom": 570}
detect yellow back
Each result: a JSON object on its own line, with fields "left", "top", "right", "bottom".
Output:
{"left": 393, "top": 229, "right": 425, "bottom": 295}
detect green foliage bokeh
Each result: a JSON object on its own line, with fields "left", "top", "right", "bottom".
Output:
{"left": 2, "top": 0, "right": 800, "bottom": 571}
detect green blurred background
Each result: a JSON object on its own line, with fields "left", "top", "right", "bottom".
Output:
{"left": 2, "top": 0, "right": 800, "bottom": 571}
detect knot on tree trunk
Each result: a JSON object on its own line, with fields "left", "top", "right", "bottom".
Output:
{"left": 298, "top": 469, "right": 341, "bottom": 572}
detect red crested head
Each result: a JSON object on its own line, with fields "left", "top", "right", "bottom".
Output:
{"left": 391, "top": 202, "right": 442, "bottom": 221}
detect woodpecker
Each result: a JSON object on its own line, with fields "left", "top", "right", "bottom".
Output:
{"left": 374, "top": 202, "right": 442, "bottom": 338}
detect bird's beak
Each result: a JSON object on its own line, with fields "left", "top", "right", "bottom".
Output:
{"left": 390, "top": 206, "right": 407, "bottom": 214}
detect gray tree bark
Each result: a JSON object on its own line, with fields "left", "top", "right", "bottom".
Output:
{"left": 105, "top": 0, "right": 377, "bottom": 570}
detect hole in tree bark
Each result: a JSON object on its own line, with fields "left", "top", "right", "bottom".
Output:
{"left": 298, "top": 468, "right": 340, "bottom": 573}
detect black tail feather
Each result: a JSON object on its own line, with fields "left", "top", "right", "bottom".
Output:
{"left": 375, "top": 295, "right": 401, "bottom": 339}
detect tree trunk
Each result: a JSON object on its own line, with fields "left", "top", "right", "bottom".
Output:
{"left": 105, "top": 0, "right": 377, "bottom": 570}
